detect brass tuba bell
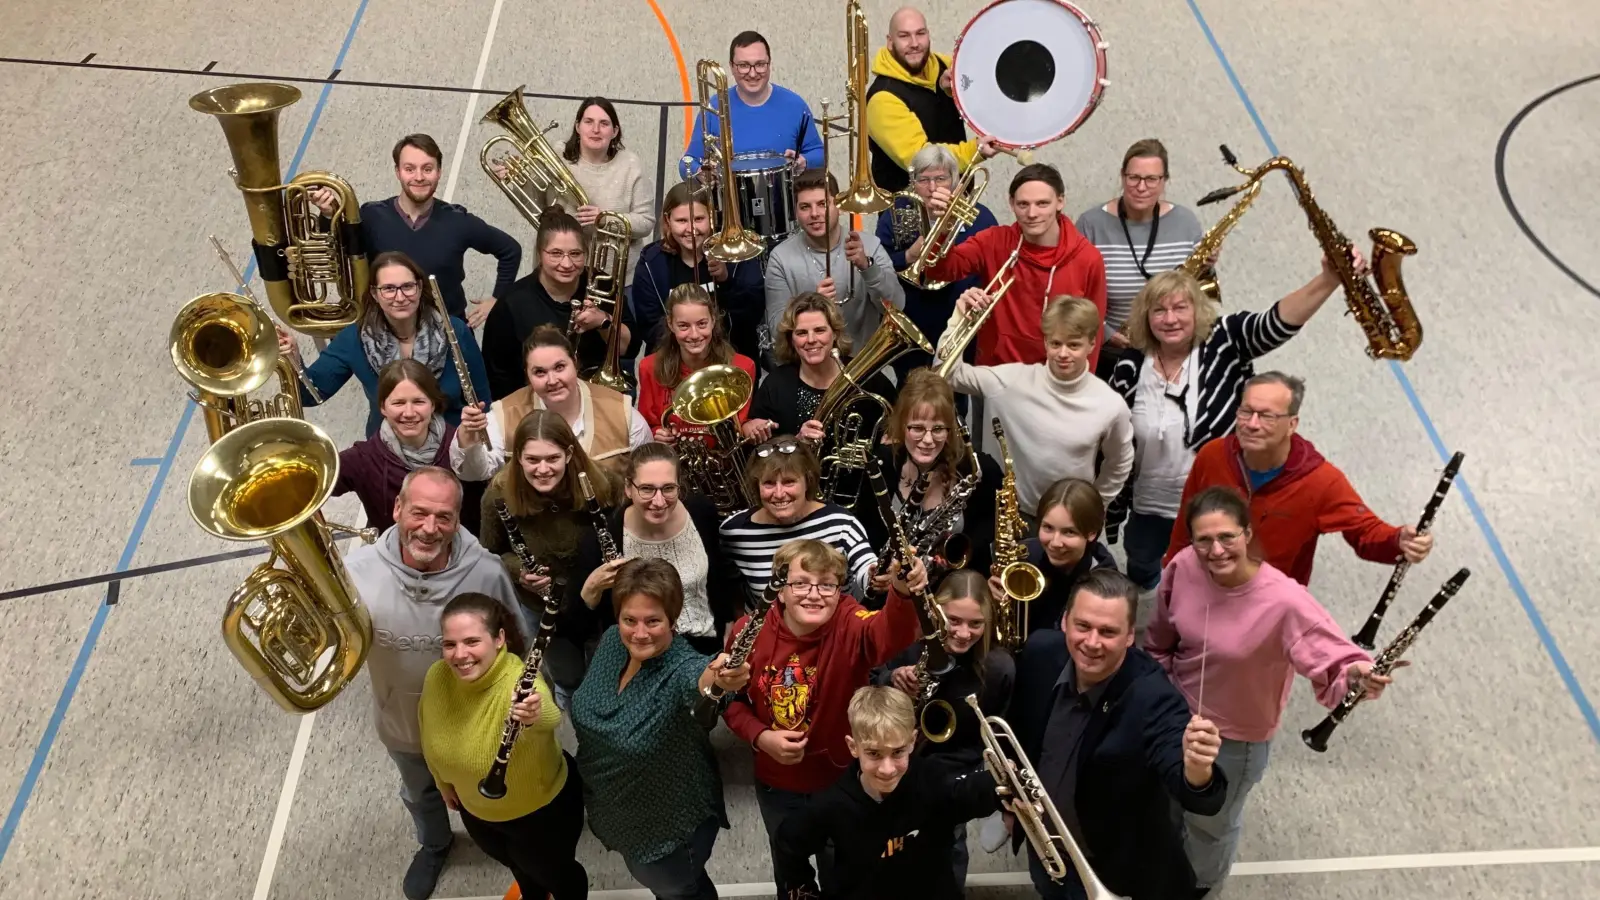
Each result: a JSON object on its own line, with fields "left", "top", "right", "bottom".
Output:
{"left": 170, "top": 291, "right": 304, "bottom": 442}
{"left": 670, "top": 364, "right": 757, "bottom": 515}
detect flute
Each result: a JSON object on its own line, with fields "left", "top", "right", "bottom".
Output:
{"left": 1302, "top": 567, "right": 1469, "bottom": 753}
{"left": 428, "top": 275, "right": 480, "bottom": 410}
{"left": 1351, "top": 452, "right": 1463, "bottom": 649}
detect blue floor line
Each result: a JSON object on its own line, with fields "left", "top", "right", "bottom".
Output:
{"left": 1184, "top": 0, "right": 1599, "bottom": 745}
{"left": 0, "top": 0, "right": 374, "bottom": 868}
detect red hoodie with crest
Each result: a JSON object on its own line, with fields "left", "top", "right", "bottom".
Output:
{"left": 924, "top": 214, "right": 1107, "bottom": 368}
{"left": 723, "top": 589, "right": 921, "bottom": 794}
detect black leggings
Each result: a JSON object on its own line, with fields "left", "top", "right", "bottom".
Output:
{"left": 459, "top": 754, "right": 588, "bottom": 900}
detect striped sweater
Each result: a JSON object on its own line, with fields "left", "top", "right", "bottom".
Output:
{"left": 1075, "top": 203, "right": 1205, "bottom": 336}
{"left": 719, "top": 503, "right": 877, "bottom": 604}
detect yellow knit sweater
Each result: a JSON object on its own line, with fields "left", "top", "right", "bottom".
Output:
{"left": 419, "top": 648, "right": 567, "bottom": 822}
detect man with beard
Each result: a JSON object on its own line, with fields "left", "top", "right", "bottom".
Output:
{"left": 866, "top": 6, "right": 999, "bottom": 193}
{"left": 311, "top": 134, "right": 521, "bottom": 325}
{"left": 679, "top": 31, "right": 824, "bottom": 180}
{"left": 344, "top": 466, "right": 522, "bottom": 900}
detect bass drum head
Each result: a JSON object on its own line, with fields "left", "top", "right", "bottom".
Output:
{"left": 952, "top": 0, "right": 1108, "bottom": 149}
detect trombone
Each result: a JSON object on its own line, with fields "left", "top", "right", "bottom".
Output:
{"left": 831, "top": 0, "right": 890, "bottom": 215}
{"left": 582, "top": 211, "right": 636, "bottom": 393}
{"left": 695, "top": 60, "right": 765, "bottom": 263}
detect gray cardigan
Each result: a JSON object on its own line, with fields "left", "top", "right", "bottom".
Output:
{"left": 763, "top": 227, "right": 906, "bottom": 352}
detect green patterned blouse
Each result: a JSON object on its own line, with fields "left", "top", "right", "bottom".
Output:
{"left": 571, "top": 627, "right": 729, "bottom": 863}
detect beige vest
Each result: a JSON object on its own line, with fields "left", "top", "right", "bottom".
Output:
{"left": 494, "top": 381, "right": 632, "bottom": 477}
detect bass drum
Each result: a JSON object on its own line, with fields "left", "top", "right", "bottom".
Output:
{"left": 951, "top": 0, "right": 1109, "bottom": 151}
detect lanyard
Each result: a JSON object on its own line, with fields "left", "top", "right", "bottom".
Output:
{"left": 1116, "top": 199, "right": 1161, "bottom": 279}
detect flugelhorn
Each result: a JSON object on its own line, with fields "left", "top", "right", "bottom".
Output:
{"left": 696, "top": 60, "right": 765, "bottom": 263}
{"left": 480, "top": 85, "right": 590, "bottom": 227}
{"left": 1199, "top": 146, "right": 1422, "bottom": 361}
{"left": 190, "top": 83, "right": 369, "bottom": 338}
{"left": 901, "top": 163, "right": 990, "bottom": 291}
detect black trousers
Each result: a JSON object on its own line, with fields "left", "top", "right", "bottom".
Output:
{"left": 459, "top": 753, "right": 588, "bottom": 900}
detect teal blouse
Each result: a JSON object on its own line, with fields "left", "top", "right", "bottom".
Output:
{"left": 570, "top": 627, "right": 729, "bottom": 863}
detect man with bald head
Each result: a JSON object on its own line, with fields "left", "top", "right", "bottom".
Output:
{"left": 865, "top": 6, "right": 998, "bottom": 193}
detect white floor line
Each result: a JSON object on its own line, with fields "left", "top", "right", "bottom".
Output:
{"left": 443, "top": 0, "right": 508, "bottom": 204}
{"left": 250, "top": 712, "right": 317, "bottom": 900}
{"left": 436, "top": 845, "right": 1600, "bottom": 900}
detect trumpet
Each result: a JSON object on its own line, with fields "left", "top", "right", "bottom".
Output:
{"left": 967, "top": 696, "right": 1127, "bottom": 898}
{"left": 933, "top": 246, "right": 1019, "bottom": 377}
{"left": 582, "top": 211, "right": 635, "bottom": 393}
{"left": 901, "top": 163, "right": 991, "bottom": 291}
{"left": 480, "top": 85, "right": 589, "bottom": 228}
{"left": 696, "top": 60, "right": 765, "bottom": 263}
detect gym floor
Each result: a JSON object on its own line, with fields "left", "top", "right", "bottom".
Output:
{"left": 0, "top": 0, "right": 1596, "bottom": 898}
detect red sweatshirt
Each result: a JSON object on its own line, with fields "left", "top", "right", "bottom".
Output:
{"left": 1164, "top": 434, "right": 1403, "bottom": 586}
{"left": 634, "top": 352, "right": 757, "bottom": 432}
{"left": 724, "top": 589, "right": 922, "bottom": 794}
{"left": 924, "top": 214, "right": 1107, "bottom": 368}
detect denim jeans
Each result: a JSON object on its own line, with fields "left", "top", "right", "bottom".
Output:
{"left": 1181, "top": 737, "right": 1272, "bottom": 888}
{"left": 624, "top": 816, "right": 721, "bottom": 900}
{"left": 387, "top": 748, "right": 453, "bottom": 853}
{"left": 1026, "top": 844, "right": 1089, "bottom": 900}
{"left": 754, "top": 781, "right": 835, "bottom": 894}
{"left": 1123, "top": 511, "right": 1176, "bottom": 591}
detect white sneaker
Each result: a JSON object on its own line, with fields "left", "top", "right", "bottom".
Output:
{"left": 978, "top": 810, "right": 1008, "bottom": 852}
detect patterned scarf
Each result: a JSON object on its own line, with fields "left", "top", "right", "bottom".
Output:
{"left": 360, "top": 315, "right": 449, "bottom": 383}
{"left": 379, "top": 415, "right": 445, "bottom": 470}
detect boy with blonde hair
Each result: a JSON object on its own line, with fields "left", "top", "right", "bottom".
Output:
{"left": 775, "top": 685, "right": 998, "bottom": 899}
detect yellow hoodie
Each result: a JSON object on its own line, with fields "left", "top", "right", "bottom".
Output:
{"left": 865, "top": 46, "right": 979, "bottom": 173}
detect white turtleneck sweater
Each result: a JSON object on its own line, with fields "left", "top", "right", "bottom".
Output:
{"left": 945, "top": 359, "right": 1134, "bottom": 513}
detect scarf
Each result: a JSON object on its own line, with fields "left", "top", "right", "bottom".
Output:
{"left": 360, "top": 315, "right": 449, "bottom": 382}
{"left": 379, "top": 415, "right": 445, "bottom": 470}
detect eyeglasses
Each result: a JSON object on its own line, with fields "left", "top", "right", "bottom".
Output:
{"left": 756, "top": 439, "right": 801, "bottom": 458}
{"left": 376, "top": 282, "right": 421, "bottom": 299}
{"left": 789, "top": 581, "right": 840, "bottom": 597}
{"left": 732, "top": 60, "right": 770, "bottom": 73}
{"left": 1192, "top": 530, "right": 1246, "bottom": 552}
{"left": 1235, "top": 407, "right": 1291, "bottom": 425}
{"left": 629, "top": 482, "right": 680, "bottom": 500}
{"left": 906, "top": 424, "right": 950, "bottom": 440}
{"left": 1151, "top": 303, "right": 1193, "bottom": 320}
{"left": 913, "top": 173, "right": 952, "bottom": 187}
{"left": 1123, "top": 174, "right": 1166, "bottom": 188}
{"left": 543, "top": 249, "right": 586, "bottom": 263}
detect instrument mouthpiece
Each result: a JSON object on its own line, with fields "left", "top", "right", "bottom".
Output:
{"left": 1197, "top": 186, "right": 1239, "bottom": 206}
{"left": 1219, "top": 144, "right": 1238, "bottom": 166}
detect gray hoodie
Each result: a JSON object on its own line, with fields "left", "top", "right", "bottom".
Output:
{"left": 345, "top": 524, "right": 521, "bottom": 753}
{"left": 763, "top": 227, "right": 906, "bottom": 353}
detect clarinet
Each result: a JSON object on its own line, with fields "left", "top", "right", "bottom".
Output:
{"left": 480, "top": 500, "right": 560, "bottom": 800}
{"left": 692, "top": 575, "right": 784, "bottom": 728}
{"left": 1351, "top": 452, "right": 1464, "bottom": 649}
{"left": 1302, "top": 567, "right": 1469, "bottom": 753}
{"left": 428, "top": 275, "right": 479, "bottom": 409}
{"left": 577, "top": 471, "right": 621, "bottom": 563}
{"left": 867, "top": 458, "right": 951, "bottom": 674}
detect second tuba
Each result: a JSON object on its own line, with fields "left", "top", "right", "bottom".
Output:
{"left": 190, "top": 83, "right": 369, "bottom": 338}
{"left": 670, "top": 364, "right": 757, "bottom": 515}
{"left": 170, "top": 291, "right": 305, "bottom": 442}
{"left": 480, "top": 85, "right": 590, "bottom": 228}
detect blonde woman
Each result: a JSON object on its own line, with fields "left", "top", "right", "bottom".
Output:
{"left": 744, "top": 291, "right": 896, "bottom": 443}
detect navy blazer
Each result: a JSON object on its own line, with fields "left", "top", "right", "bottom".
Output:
{"left": 1010, "top": 631, "right": 1227, "bottom": 899}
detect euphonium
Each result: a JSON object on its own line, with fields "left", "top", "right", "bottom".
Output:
{"left": 480, "top": 85, "right": 590, "bottom": 227}
{"left": 991, "top": 418, "right": 1044, "bottom": 650}
{"left": 834, "top": 0, "right": 891, "bottom": 214}
{"left": 901, "top": 163, "right": 991, "bottom": 291}
{"left": 188, "top": 418, "right": 375, "bottom": 713}
{"left": 1198, "top": 146, "right": 1422, "bottom": 361}
{"left": 670, "top": 364, "right": 757, "bottom": 515}
{"left": 190, "top": 83, "right": 369, "bottom": 338}
{"left": 813, "top": 304, "right": 932, "bottom": 505}
{"left": 887, "top": 167, "right": 929, "bottom": 249}
{"left": 582, "top": 211, "right": 635, "bottom": 392}
{"left": 1179, "top": 147, "right": 1260, "bottom": 305}
{"left": 170, "top": 291, "right": 303, "bottom": 442}
{"left": 696, "top": 60, "right": 765, "bottom": 263}
{"left": 933, "top": 246, "right": 1019, "bottom": 377}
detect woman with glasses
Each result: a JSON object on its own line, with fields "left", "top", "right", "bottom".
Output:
{"left": 565, "top": 443, "right": 745, "bottom": 657}
{"left": 718, "top": 437, "right": 877, "bottom": 604}
{"left": 1145, "top": 485, "right": 1397, "bottom": 894}
{"left": 742, "top": 292, "right": 896, "bottom": 446}
{"left": 636, "top": 284, "right": 758, "bottom": 442}
{"left": 1102, "top": 255, "right": 1352, "bottom": 592}
{"left": 876, "top": 144, "right": 998, "bottom": 384}
{"left": 1074, "top": 139, "right": 1206, "bottom": 372}
{"left": 280, "top": 250, "right": 491, "bottom": 436}
{"left": 481, "top": 206, "right": 635, "bottom": 401}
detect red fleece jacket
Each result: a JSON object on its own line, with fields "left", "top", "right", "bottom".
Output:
{"left": 924, "top": 214, "right": 1107, "bottom": 368}
{"left": 1165, "top": 434, "right": 1404, "bottom": 587}
{"left": 723, "top": 589, "right": 921, "bottom": 794}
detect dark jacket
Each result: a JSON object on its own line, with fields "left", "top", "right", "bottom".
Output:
{"left": 299, "top": 316, "right": 491, "bottom": 436}
{"left": 334, "top": 425, "right": 457, "bottom": 532}
{"left": 874, "top": 643, "right": 1015, "bottom": 772}
{"left": 482, "top": 271, "right": 637, "bottom": 401}
{"left": 748, "top": 362, "right": 898, "bottom": 438}
{"left": 358, "top": 197, "right": 521, "bottom": 318}
{"left": 1011, "top": 633, "right": 1227, "bottom": 899}
{"left": 630, "top": 241, "right": 765, "bottom": 362}
{"left": 856, "top": 444, "right": 1003, "bottom": 579}
{"left": 1023, "top": 538, "right": 1119, "bottom": 637}
{"left": 774, "top": 756, "right": 999, "bottom": 900}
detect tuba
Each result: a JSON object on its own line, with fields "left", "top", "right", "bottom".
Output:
{"left": 670, "top": 364, "right": 757, "bottom": 515}
{"left": 833, "top": 0, "right": 891, "bottom": 214}
{"left": 1178, "top": 145, "right": 1261, "bottom": 306}
{"left": 695, "top": 60, "right": 766, "bottom": 263}
{"left": 991, "top": 418, "right": 1044, "bottom": 650}
{"left": 189, "top": 418, "right": 375, "bottom": 713}
{"left": 901, "top": 163, "right": 991, "bottom": 291}
{"left": 814, "top": 304, "right": 932, "bottom": 506}
{"left": 1199, "top": 146, "right": 1422, "bottom": 361}
{"left": 480, "top": 85, "right": 590, "bottom": 228}
{"left": 190, "top": 84, "right": 369, "bottom": 338}
{"left": 170, "top": 292, "right": 303, "bottom": 443}
{"left": 582, "top": 211, "right": 635, "bottom": 393}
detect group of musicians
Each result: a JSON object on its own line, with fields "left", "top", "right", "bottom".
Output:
{"left": 204, "top": 5, "right": 1452, "bottom": 900}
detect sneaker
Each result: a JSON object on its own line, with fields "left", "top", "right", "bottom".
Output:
{"left": 978, "top": 810, "right": 1008, "bottom": 853}
{"left": 403, "top": 841, "right": 453, "bottom": 900}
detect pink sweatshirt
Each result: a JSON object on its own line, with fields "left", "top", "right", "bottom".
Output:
{"left": 1146, "top": 547, "right": 1372, "bottom": 742}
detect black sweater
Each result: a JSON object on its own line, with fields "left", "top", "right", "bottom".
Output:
{"left": 358, "top": 197, "right": 521, "bottom": 318}
{"left": 1022, "top": 538, "right": 1120, "bottom": 637}
{"left": 481, "top": 271, "right": 637, "bottom": 401}
{"left": 873, "top": 644, "right": 1015, "bottom": 772}
{"left": 747, "top": 361, "right": 897, "bottom": 438}
{"left": 853, "top": 444, "right": 1003, "bottom": 579}
{"left": 774, "top": 756, "right": 999, "bottom": 900}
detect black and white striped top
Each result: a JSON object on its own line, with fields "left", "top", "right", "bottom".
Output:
{"left": 718, "top": 503, "right": 877, "bottom": 605}
{"left": 1075, "top": 203, "right": 1205, "bottom": 334}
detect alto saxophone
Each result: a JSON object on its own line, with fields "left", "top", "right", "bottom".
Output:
{"left": 1198, "top": 145, "right": 1422, "bottom": 361}
{"left": 991, "top": 418, "right": 1044, "bottom": 650}
{"left": 1179, "top": 145, "right": 1261, "bottom": 305}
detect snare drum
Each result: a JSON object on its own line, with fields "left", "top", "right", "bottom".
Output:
{"left": 729, "top": 151, "right": 796, "bottom": 243}
{"left": 952, "top": 0, "right": 1109, "bottom": 151}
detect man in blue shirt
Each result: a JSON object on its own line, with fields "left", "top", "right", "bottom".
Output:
{"left": 679, "top": 31, "right": 825, "bottom": 180}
